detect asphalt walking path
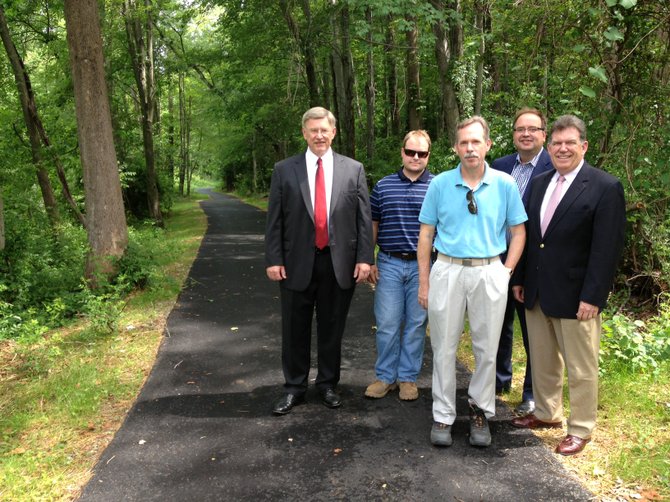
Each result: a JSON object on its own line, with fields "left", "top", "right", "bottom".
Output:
{"left": 79, "top": 189, "right": 591, "bottom": 501}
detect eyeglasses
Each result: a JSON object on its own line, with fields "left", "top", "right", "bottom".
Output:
{"left": 403, "top": 148, "right": 430, "bottom": 159}
{"left": 466, "top": 189, "right": 477, "bottom": 215}
{"left": 513, "top": 127, "right": 545, "bottom": 134}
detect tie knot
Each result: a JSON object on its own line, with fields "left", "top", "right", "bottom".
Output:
{"left": 317, "top": 158, "right": 323, "bottom": 168}
{"left": 558, "top": 175, "right": 566, "bottom": 183}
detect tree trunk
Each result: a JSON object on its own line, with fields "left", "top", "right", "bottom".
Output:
{"left": 123, "top": 0, "right": 162, "bottom": 226}
{"left": 252, "top": 129, "right": 258, "bottom": 193}
{"left": 473, "top": 0, "right": 490, "bottom": 116}
{"left": 1, "top": 5, "right": 86, "bottom": 227}
{"left": 167, "top": 84, "right": 175, "bottom": 184}
{"left": 299, "top": 0, "right": 319, "bottom": 106}
{"left": 0, "top": 192, "right": 4, "bottom": 251}
{"left": 279, "top": 0, "right": 320, "bottom": 107}
{"left": 405, "top": 14, "right": 421, "bottom": 130}
{"left": 384, "top": 16, "right": 400, "bottom": 137}
{"left": 431, "top": 0, "right": 462, "bottom": 143}
{"left": 365, "top": 7, "right": 375, "bottom": 163}
{"left": 185, "top": 95, "right": 192, "bottom": 196}
{"left": 178, "top": 71, "right": 186, "bottom": 196}
{"left": 340, "top": 5, "right": 356, "bottom": 157}
{"left": 329, "top": 1, "right": 355, "bottom": 157}
{"left": 63, "top": 0, "right": 128, "bottom": 285}
{"left": 0, "top": 5, "right": 59, "bottom": 227}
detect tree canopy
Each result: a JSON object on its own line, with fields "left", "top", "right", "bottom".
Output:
{"left": 1, "top": 0, "right": 670, "bottom": 331}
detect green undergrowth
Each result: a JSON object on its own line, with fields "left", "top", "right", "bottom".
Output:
{"left": 457, "top": 318, "right": 670, "bottom": 500}
{"left": 0, "top": 194, "right": 207, "bottom": 501}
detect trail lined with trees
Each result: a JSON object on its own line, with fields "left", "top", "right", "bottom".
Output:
{"left": 0, "top": 1, "right": 668, "bottom": 499}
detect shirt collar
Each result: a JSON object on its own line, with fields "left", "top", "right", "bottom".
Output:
{"left": 456, "top": 161, "right": 491, "bottom": 188}
{"left": 554, "top": 159, "right": 584, "bottom": 183}
{"left": 397, "top": 168, "right": 431, "bottom": 183}
{"left": 515, "top": 147, "right": 544, "bottom": 168}
{"left": 305, "top": 148, "right": 333, "bottom": 167}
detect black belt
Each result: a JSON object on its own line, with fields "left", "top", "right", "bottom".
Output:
{"left": 315, "top": 246, "right": 330, "bottom": 255}
{"left": 382, "top": 250, "right": 417, "bottom": 261}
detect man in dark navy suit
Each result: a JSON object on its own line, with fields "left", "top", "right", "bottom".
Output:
{"left": 511, "top": 115, "right": 626, "bottom": 456}
{"left": 492, "top": 108, "right": 553, "bottom": 416}
{"left": 265, "top": 107, "right": 374, "bottom": 415}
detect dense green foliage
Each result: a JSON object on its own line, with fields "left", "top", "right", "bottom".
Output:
{"left": 0, "top": 1, "right": 668, "bottom": 371}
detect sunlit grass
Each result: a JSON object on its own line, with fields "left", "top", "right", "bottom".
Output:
{"left": 456, "top": 318, "right": 670, "bottom": 500}
{"left": 0, "top": 194, "right": 207, "bottom": 501}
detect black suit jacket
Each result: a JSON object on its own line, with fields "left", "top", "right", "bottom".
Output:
{"left": 265, "top": 151, "right": 374, "bottom": 291}
{"left": 492, "top": 148, "right": 553, "bottom": 206}
{"left": 513, "top": 162, "right": 626, "bottom": 318}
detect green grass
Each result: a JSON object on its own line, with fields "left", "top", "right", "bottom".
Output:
{"left": 0, "top": 194, "right": 207, "bottom": 501}
{"left": 456, "top": 319, "right": 670, "bottom": 500}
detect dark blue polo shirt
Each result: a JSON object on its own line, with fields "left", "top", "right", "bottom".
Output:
{"left": 371, "top": 168, "right": 434, "bottom": 253}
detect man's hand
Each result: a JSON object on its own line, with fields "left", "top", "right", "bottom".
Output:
{"left": 354, "top": 263, "right": 371, "bottom": 283}
{"left": 418, "top": 282, "right": 429, "bottom": 310}
{"left": 367, "top": 264, "right": 379, "bottom": 284}
{"left": 577, "top": 301, "right": 599, "bottom": 321}
{"left": 512, "top": 285, "right": 524, "bottom": 303}
{"left": 266, "top": 265, "right": 286, "bottom": 281}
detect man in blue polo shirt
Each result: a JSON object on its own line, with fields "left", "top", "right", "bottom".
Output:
{"left": 417, "top": 116, "right": 527, "bottom": 448}
{"left": 365, "top": 130, "right": 434, "bottom": 401}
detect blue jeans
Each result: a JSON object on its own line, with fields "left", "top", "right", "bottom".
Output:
{"left": 373, "top": 252, "right": 427, "bottom": 383}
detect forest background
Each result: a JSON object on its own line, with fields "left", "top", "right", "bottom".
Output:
{"left": 0, "top": 0, "right": 669, "bottom": 499}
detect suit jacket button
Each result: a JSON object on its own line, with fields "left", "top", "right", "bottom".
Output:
{"left": 539, "top": 243, "right": 545, "bottom": 249}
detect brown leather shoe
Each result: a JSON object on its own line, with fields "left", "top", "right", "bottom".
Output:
{"left": 555, "top": 435, "right": 590, "bottom": 456}
{"left": 511, "top": 413, "right": 562, "bottom": 429}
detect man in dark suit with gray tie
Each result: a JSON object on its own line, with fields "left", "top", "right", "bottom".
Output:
{"left": 265, "top": 107, "right": 374, "bottom": 415}
{"left": 511, "top": 115, "right": 626, "bottom": 456}
{"left": 492, "top": 108, "right": 553, "bottom": 416}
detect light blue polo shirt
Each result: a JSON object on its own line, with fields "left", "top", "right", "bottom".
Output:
{"left": 419, "top": 163, "right": 527, "bottom": 258}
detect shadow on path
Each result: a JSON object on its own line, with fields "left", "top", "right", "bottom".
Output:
{"left": 79, "top": 190, "right": 591, "bottom": 501}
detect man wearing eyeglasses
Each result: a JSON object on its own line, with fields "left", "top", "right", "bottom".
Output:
{"left": 265, "top": 107, "right": 374, "bottom": 415}
{"left": 510, "top": 115, "right": 626, "bottom": 456}
{"left": 417, "top": 116, "right": 527, "bottom": 447}
{"left": 492, "top": 108, "right": 554, "bottom": 417}
{"left": 364, "top": 130, "right": 434, "bottom": 402}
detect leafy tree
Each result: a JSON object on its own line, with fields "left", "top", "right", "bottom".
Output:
{"left": 63, "top": 0, "right": 128, "bottom": 283}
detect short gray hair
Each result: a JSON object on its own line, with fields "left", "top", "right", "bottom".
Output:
{"left": 549, "top": 115, "right": 587, "bottom": 142}
{"left": 455, "top": 116, "right": 490, "bottom": 143}
{"left": 302, "top": 107, "right": 337, "bottom": 129}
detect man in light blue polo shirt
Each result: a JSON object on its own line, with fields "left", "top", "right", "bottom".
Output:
{"left": 417, "top": 116, "right": 527, "bottom": 448}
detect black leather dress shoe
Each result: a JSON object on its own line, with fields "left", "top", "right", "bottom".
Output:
{"left": 321, "top": 388, "right": 342, "bottom": 408}
{"left": 514, "top": 399, "right": 535, "bottom": 416}
{"left": 272, "top": 393, "right": 304, "bottom": 415}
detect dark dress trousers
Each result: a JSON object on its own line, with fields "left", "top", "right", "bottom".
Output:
{"left": 492, "top": 149, "right": 553, "bottom": 399}
{"left": 265, "top": 152, "right": 374, "bottom": 395}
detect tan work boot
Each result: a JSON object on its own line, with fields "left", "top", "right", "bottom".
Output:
{"left": 365, "top": 380, "right": 397, "bottom": 398}
{"left": 398, "top": 381, "right": 419, "bottom": 401}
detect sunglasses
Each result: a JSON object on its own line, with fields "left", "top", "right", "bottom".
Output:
{"left": 403, "top": 148, "right": 430, "bottom": 159}
{"left": 466, "top": 189, "right": 478, "bottom": 215}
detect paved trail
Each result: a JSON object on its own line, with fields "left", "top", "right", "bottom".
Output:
{"left": 79, "top": 190, "right": 590, "bottom": 501}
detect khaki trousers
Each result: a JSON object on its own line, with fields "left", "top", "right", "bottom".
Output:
{"left": 428, "top": 259, "right": 510, "bottom": 424}
{"left": 525, "top": 304, "right": 601, "bottom": 439}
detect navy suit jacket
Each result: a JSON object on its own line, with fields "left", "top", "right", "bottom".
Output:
{"left": 513, "top": 162, "right": 626, "bottom": 318}
{"left": 492, "top": 148, "right": 553, "bottom": 206}
{"left": 265, "top": 151, "right": 374, "bottom": 291}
